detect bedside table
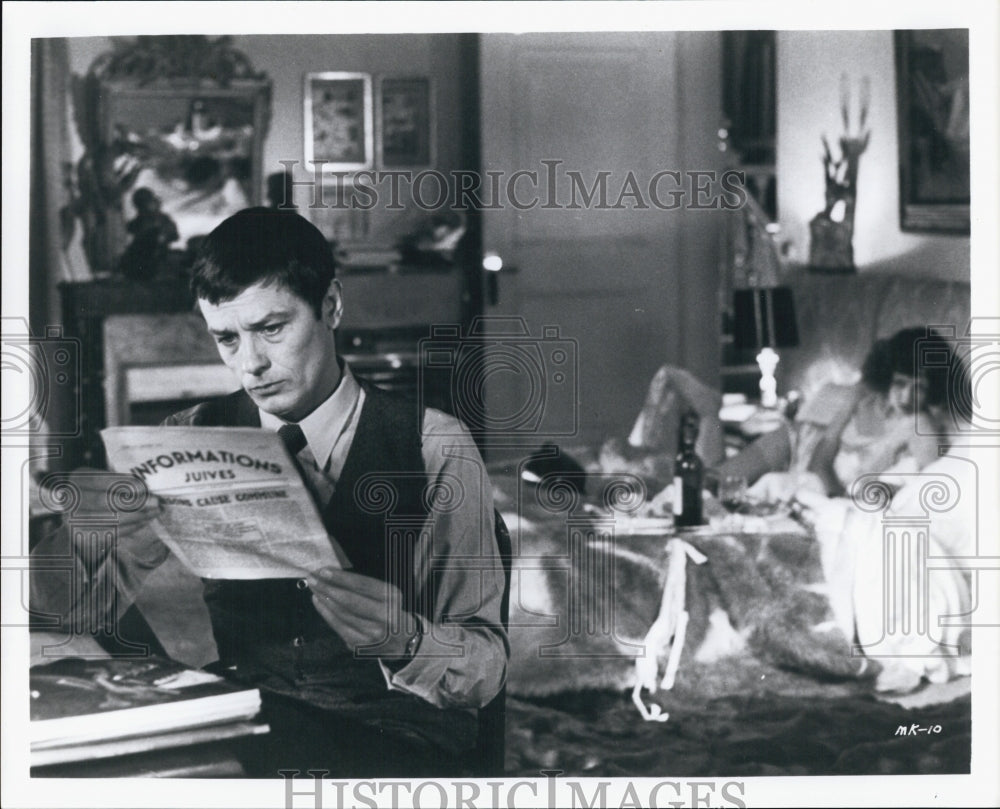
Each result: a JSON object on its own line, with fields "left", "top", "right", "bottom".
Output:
{"left": 719, "top": 399, "right": 788, "bottom": 455}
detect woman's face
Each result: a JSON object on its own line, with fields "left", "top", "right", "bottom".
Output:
{"left": 887, "top": 372, "right": 927, "bottom": 414}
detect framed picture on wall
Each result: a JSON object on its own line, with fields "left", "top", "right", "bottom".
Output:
{"left": 378, "top": 77, "right": 434, "bottom": 169}
{"left": 304, "top": 72, "right": 374, "bottom": 172}
{"left": 895, "top": 30, "right": 970, "bottom": 234}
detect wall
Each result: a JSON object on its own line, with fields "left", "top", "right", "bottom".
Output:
{"left": 776, "top": 30, "right": 970, "bottom": 281}
{"left": 66, "top": 34, "right": 469, "bottom": 247}
{"left": 64, "top": 33, "right": 724, "bottom": 441}
{"left": 676, "top": 32, "right": 725, "bottom": 384}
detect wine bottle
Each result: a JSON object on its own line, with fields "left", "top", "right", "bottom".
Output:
{"left": 673, "top": 410, "right": 704, "bottom": 528}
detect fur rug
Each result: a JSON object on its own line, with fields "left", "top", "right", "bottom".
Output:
{"left": 505, "top": 687, "right": 971, "bottom": 776}
{"left": 498, "top": 475, "right": 872, "bottom": 700}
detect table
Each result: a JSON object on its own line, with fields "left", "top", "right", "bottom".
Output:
{"left": 719, "top": 400, "right": 787, "bottom": 437}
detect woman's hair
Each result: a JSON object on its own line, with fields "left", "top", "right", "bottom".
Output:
{"left": 190, "top": 207, "right": 336, "bottom": 317}
{"left": 861, "top": 326, "right": 965, "bottom": 415}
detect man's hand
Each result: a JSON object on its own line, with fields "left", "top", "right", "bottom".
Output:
{"left": 307, "top": 568, "right": 418, "bottom": 660}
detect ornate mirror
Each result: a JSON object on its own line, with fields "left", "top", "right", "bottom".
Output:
{"left": 73, "top": 36, "right": 271, "bottom": 278}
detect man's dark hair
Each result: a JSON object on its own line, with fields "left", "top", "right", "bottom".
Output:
{"left": 191, "top": 207, "right": 336, "bottom": 317}
{"left": 861, "top": 326, "right": 960, "bottom": 412}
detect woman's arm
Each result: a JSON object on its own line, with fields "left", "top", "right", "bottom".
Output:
{"left": 806, "top": 426, "right": 848, "bottom": 496}
{"left": 806, "top": 388, "right": 867, "bottom": 496}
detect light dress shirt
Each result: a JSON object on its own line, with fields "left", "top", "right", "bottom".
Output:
{"left": 259, "top": 363, "right": 507, "bottom": 710}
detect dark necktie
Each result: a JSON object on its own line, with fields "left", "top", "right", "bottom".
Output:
{"left": 276, "top": 423, "right": 331, "bottom": 511}
{"left": 277, "top": 423, "right": 307, "bottom": 456}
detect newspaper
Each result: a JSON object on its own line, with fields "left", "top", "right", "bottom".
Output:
{"left": 101, "top": 426, "right": 344, "bottom": 579}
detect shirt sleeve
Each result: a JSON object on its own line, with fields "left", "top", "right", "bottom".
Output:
{"left": 377, "top": 409, "right": 509, "bottom": 710}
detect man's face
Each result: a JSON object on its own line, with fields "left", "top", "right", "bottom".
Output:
{"left": 199, "top": 280, "right": 343, "bottom": 421}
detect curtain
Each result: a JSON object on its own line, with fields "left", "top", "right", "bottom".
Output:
{"left": 29, "top": 38, "right": 89, "bottom": 465}
{"left": 30, "top": 38, "right": 89, "bottom": 332}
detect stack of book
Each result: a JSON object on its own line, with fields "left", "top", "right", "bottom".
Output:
{"left": 30, "top": 656, "right": 268, "bottom": 770}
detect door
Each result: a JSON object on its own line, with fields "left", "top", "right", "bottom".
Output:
{"left": 477, "top": 32, "right": 722, "bottom": 452}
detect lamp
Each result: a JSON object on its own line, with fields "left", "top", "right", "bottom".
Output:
{"left": 732, "top": 286, "right": 799, "bottom": 408}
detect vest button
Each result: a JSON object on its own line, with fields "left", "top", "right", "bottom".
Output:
{"left": 296, "top": 578, "right": 309, "bottom": 591}
{"left": 292, "top": 635, "right": 306, "bottom": 647}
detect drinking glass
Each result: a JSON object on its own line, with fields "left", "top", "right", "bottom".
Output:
{"left": 719, "top": 474, "right": 748, "bottom": 513}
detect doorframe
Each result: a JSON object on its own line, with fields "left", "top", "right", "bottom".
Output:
{"left": 454, "top": 33, "right": 492, "bottom": 454}
{"left": 457, "top": 33, "right": 484, "bottom": 328}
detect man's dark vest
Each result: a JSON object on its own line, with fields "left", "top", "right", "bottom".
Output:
{"left": 168, "top": 383, "right": 429, "bottom": 665}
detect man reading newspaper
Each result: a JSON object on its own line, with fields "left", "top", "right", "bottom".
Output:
{"left": 31, "top": 209, "right": 508, "bottom": 776}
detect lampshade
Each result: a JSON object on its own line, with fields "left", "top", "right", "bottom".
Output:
{"left": 732, "top": 286, "right": 799, "bottom": 350}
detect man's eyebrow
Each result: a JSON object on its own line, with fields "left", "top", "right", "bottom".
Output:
{"left": 208, "top": 310, "right": 293, "bottom": 335}
{"left": 246, "top": 310, "right": 292, "bottom": 329}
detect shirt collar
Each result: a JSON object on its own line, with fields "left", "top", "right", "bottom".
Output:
{"left": 258, "top": 362, "right": 362, "bottom": 468}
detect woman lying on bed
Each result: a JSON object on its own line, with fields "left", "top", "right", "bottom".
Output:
{"left": 602, "top": 327, "right": 971, "bottom": 694}
{"left": 722, "top": 326, "right": 972, "bottom": 693}
{"left": 717, "top": 326, "right": 958, "bottom": 503}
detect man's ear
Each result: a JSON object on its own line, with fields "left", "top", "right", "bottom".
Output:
{"left": 321, "top": 279, "right": 344, "bottom": 331}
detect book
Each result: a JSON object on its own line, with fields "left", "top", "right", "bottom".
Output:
{"left": 30, "top": 656, "right": 266, "bottom": 767}
{"left": 32, "top": 721, "right": 269, "bottom": 768}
